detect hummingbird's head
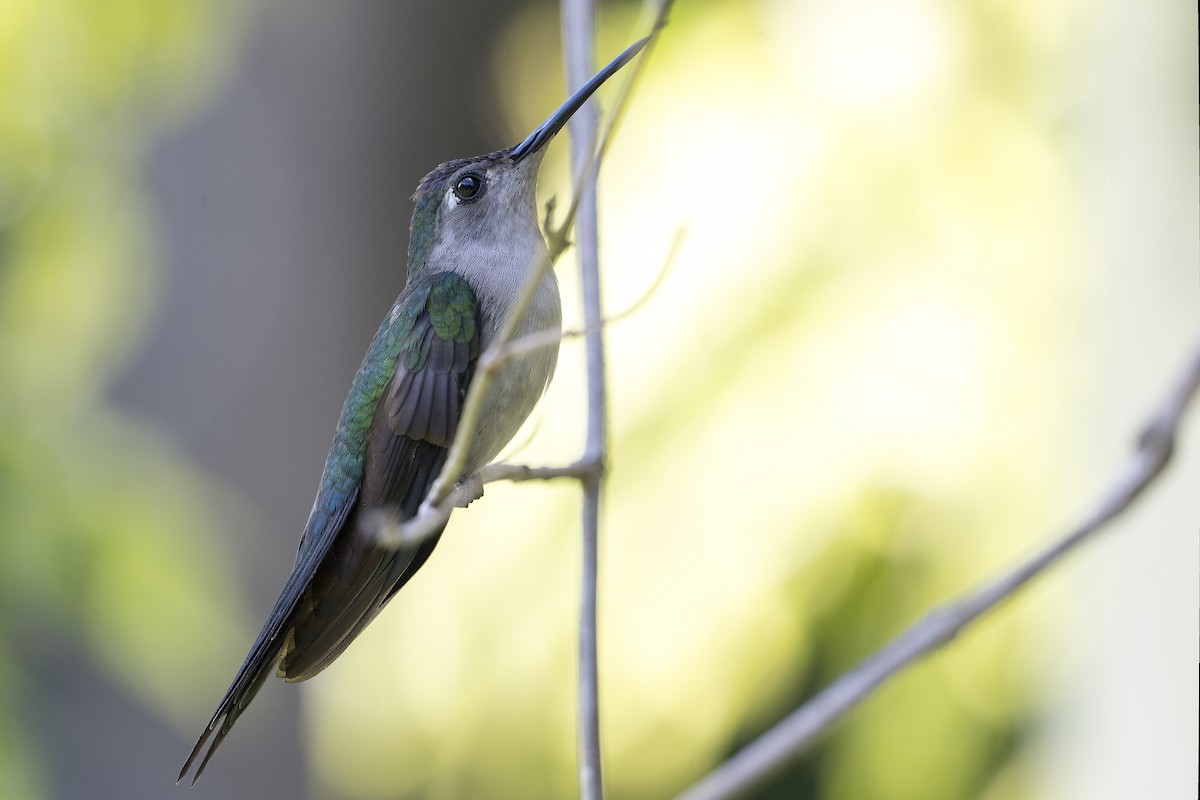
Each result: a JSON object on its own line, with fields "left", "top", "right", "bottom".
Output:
{"left": 406, "top": 147, "right": 546, "bottom": 276}
{"left": 405, "top": 36, "right": 649, "bottom": 278}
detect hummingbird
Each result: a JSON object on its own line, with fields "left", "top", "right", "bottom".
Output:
{"left": 178, "top": 37, "right": 648, "bottom": 783}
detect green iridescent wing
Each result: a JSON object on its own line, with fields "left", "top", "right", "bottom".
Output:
{"left": 385, "top": 271, "right": 480, "bottom": 445}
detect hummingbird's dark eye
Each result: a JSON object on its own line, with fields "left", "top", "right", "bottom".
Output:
{"left": 453, "top": 173, "right": 484, "bottom": 202}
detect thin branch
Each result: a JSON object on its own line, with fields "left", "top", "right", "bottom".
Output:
{"left": 423, "top": 251, "right": 553, "bottom": 510}
{"left": 674, "top": 338, "right": 1200, "bottom": 800}
{"left": 483, "top": 227, "right": 686, "bottom": 372}
{"left": 373, "top": 12, "right": 671, "bottom": 548}
{"left": 558, "top": 2, "right": 680, "bottom": 796}
{"left": 559, "top": 6, "right": 605, "bottom": 800}
{"left": 421, "top": 17, "right": 659, "bottom": 516}
{"left": 367, "top": 8, "right": 674, "bottom": 800}
{"left": 370, "top": 460, "right": 600, "bottom": 549}
{"left": 602, "top": 225, "right": 685, "bottom": 324}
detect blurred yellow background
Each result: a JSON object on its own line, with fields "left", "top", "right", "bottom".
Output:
{"left": 0, "top": 1, "right": 1195, "bottom": 799}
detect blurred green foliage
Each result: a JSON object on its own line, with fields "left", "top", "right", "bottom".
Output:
{"left": 0, "top": 1, "right": 252, "bottom": 796}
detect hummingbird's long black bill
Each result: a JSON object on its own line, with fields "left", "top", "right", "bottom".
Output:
{"left": 509, "top": 35, "right": 650, "bottom": 162}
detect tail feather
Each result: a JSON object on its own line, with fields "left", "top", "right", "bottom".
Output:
{"left": 280, "top": 524, "right": 445, "bottom": 682}
{"left": 178, "top": 486, "right": 358, "bottom": 784}
{"left": 178, "top": 636, "right": 281, "bottom": 784}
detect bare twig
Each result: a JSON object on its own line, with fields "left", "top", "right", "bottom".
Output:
{"left": 560, "top": 4, "right": 676, "bottom": 798}
{"left": 602, "top": 225, "right": 685, "bottom": 325}
{"left": 559, "top": 4, "right": 605, "bottom": 800}
{"left": 674, "top": 339, "right": 1200, "bottom": 800}
{"left": 482, "top": 227, "right": 686, "bottom": 375}
{"left": 368, "top": 7, "right": 673, "bottom": 799}
{"left": 423, "top": 250, "right": 554, "bottom": 510}
{"left": 371, "top": 460, "right": 600, "bottom": 549}
{"left": 421, "top": 16, "right": 661, "bottom": 517}
{"left": 559, "top": 4, "right": 678, "bottom": 798}
{"left": 375, "top": 12, "right": 668, "bottom": 546}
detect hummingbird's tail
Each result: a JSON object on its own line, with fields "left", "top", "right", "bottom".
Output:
{"left": 176, "top": 637, "right": 281, "bottom": 784}
{"left": 178, "top": 487, "right": 358, "bottom": 785}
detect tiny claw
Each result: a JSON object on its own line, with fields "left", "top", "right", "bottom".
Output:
{"left": 455, "top": 473, "right": 485, "bottom": 508}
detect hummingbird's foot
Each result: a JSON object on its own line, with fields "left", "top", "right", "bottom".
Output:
{"left": 455, "top": 473, "right": 485, "bottom": 508}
